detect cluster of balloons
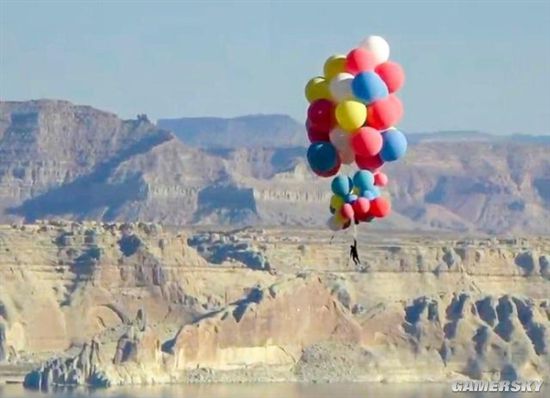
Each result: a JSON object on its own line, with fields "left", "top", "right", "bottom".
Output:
{"left": 304, "top": 35, "right": 408, "bottom": 231}
{"left": 327, "top": 170, "right": 391, "bottom": 231}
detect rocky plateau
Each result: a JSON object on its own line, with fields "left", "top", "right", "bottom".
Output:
{"left": 0, "top": 221, "right": 548, "bottom": 388}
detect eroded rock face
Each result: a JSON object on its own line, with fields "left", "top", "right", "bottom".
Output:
{"left": 172, "top": 277, "right": 362, "bottom": 370}
{"left": 0, "top": 322, "right": 6, "bottom": 363}
{"left": 0, "top": 224, "right": 548, "bottom": 386}
{"left": 23, "top": 338, "right": 104, "bottom": 390}
{"left": 396, "top": 293, "right": 550, "bottom": 381}
{"left": 0, "top": 100, "right": 225, "bottom": 225}
{"left": 0, "top": 221, "right": 274, "bottom": 359}
{"left": 23, "top": 308, "right": 166, "bottom": 390}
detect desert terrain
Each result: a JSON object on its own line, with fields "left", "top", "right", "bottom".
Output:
{"left": 0, "top": 221, "right": 548, "bottom": 388}
{"left": 0, "top": 100, "right": 548, "bottom": 389}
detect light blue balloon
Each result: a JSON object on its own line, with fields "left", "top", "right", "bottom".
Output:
{"left": 380, "top": 129, "right": 407, "bottom": 162}
{"left": 362, "top": 191, "right": 376, "bottom": 200}
{"left": 351, "top": 71, "right": 389, "bottom": 104}
{"left": 345, "top": 194, "right": 358, "bottom": 204}
{"left": 353, "top": 170, "right": 375, "bottom": 191}
{"left": 361, "top": 186, "right": 380, "bottom": 200}
{"left": 331, "top": 175, "right": 353, "bottom": 196}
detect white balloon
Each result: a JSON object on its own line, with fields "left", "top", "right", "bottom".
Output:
{"left": 359, "top": 35, "right": 390, "bottom": 65}
{"left": 330, "top": 128, "right": 355, "bottom": 164}
{"left": 329, "top": 127, "right": 352, "bottom": 152}
{"left": 340, "top": 149, "right": 355, "bottom": 164}
{"left": 329, "top": 73, "right": 354, "bottom": 102}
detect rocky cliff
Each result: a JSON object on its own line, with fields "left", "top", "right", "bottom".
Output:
{"left": 0, "top": 100, "right": 226, "bottom": 225}
{"left": 1, "top": 99, "right": 550, "bottom": 234}
{"left": 0, "top": 223, "right": 548, "bottom": 387}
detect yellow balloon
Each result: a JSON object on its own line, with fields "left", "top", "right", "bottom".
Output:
{"left": 323, "top": 55, "right": 346, "bottom": 80}
{"left": 352, "top": 187, "right": 360, "bottom": 195}
{"left": 335, "top": 100, "right": 368, "bottom": 132}
{"left": 305, "top": 76, "right": 331, "bottom": 103}
{"left": 330, "top": 195, "right": 344, "bottom": 212}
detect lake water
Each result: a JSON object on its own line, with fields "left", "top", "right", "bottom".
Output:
{"left": 0, "top": 383, "right": 543, "bottom": 398}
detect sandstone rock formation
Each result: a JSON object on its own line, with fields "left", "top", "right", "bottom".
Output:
{"left": 171, "top": 276, "right": 363, "bottom": 371}
{"left": 0, "top": 223, "right": 547, "bottom": 387}
{"left": 1, "top": 100, "right": 550, "bottom": 233}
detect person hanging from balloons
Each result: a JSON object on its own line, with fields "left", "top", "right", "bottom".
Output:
{"left": 349, "top": 239, "right": 360, "bottom": 266}
{"left": 304, "top": 35, "right": 407, "bottom": 248}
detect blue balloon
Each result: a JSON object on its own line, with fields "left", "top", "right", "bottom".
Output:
{"left": 380, "top": 129, "right": 408, "bottom": 162}
{"left": 362, "top": 191, "right": 375, "bottom": 200}
{"left": 351, "top": 72, "right": 389, "bottom": 104}
{"left": 353, "top": 170, "right": 375, "bottom": 191}
{"left": 370, "top": 186, "right": 381, "bottom": 197}
{"left": 345, "top": 194, "right": 358, "bottom": 204}
{"left": 361, "top": 186, "right": 380, "bottom": 200}
{"left": 331, "top": 175, "right": 353, "bottom": 196}
{"left": 307, "top": 142, "right": 338, "bottom": 173}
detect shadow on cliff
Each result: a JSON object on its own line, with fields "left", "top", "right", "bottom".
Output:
{"left": 7, "top": 131, "right": 173, "bottom": 222}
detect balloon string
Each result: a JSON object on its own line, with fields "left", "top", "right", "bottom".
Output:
{"left": 352, "top": 219, "right": 357, "bottom": 240}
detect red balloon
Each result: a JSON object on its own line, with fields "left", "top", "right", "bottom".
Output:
{"left": 366, "top": 95, "right": 403, "bottom": 131}
{"left": 375, "top": 62, "right": 405, "bottom": 93}
{"left": 307, "top": 99, "right": 335, "bottom": 131}
{"left": 316, "top": 159, "right": 341, "bottom": 177}
{"left": 341, "top": 203, "right": 355, "bottom": 220}
{"left": 355, "top": 153, "right": 384, "bottom": 171}
{"left": 352, "top": 197, "right": 371, "bottom": 219}
{"left": 345, "top": 48, "right": 376, "bottom": 75}
{"left": 370, "top": 197, "right": 391, "bottom": 218}
{"left": 374, "top": 172, "right": 388, "bottom": 187}
{"left": 306, "top": 120, "right": 329, "bottom": 143}
{"left": 350, "top": 127, "right": 383, "bottom": 157}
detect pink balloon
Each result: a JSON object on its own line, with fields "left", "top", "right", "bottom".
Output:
{"left": 341, "top": 203, "right": 355, "bottom": 220}
{"left": 375, "top": 61, "right": 405, "bottom": 93}
{"left": 307, "top": 99, "right": 335, "bottom": 131}
{"left": 346, "top": 48, "right": 376, "bottom": 75}
{"left": 351, "top": 127, "right": 383, "bottom": 157}
{"left": 355, "top": 153, "right": 384, "bottom": 171}
{"left": 306, "top": 120, "right": 329, "bottom": 143}
{"left": 374, "top": 172, "right": 388, "bottom": 186}
{"left": 352, "top": 197, "right": 371, "bottom": 219}
{"left": 366, "top": 95, "right": 403, "bottom": 131}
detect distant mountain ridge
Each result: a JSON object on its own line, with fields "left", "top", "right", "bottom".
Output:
{"left": 158, "top": 114, "right": 550, "bottom": 149}
{"left": 1, "top": 99, "right": 549, "bottom": 234}
{"left": 158, "top": 114, "right": 307, "bottom": 149}
{"left": 408, "top": 130, "right": 550, "bottom": 144}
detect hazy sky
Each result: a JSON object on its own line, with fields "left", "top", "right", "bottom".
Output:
{"left": 1, "top": 0, "right": 549, "bottom": 134}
